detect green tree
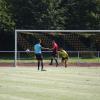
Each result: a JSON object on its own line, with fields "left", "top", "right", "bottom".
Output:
{"left": 38, "top": 0, "right": 66, "bottom": 29}
{"left": 0, "top": 0, "right": 15, "bottom": 32}
{"left": 6, "top": 0, "right": 66, "bottom": 30}
{"left": 62, "top": 0, "right": 100, "bottom": 29}
{"left": 0, "top": 0, "right": 99, "bottom": 31}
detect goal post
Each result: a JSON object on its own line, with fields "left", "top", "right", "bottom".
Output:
{"left": 15, "top": 30, "right": 100, "bottom": 67}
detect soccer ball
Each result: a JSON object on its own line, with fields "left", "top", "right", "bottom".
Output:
{"left": 26, "top": 49, "right": 30, "bottom": 52}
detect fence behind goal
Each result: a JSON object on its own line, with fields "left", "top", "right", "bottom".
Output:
{"left": 0, "top": 51, "right": 100, "bottom": 67}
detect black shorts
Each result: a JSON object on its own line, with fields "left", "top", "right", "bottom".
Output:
{"left": 35, "top": 54, "right": 43, "bottom": 60}
{"left": 52, "top": 52, "right": 58, "bottom": 57}
{"left": 62, "top": 57, "right": 68, "bottom": 61}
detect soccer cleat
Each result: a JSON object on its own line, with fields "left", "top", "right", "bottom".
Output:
{"left": 56, "top": 63, "right": 59, "bottom": 67}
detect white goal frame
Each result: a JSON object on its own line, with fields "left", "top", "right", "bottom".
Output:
{"left": 15, "top": 30, "right": 100, "bottom": 67}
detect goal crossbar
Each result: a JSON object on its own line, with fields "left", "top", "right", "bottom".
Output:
{"left": 15, "top": 30, "right": 100, "bottom": 33}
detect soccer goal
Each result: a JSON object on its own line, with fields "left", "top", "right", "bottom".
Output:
{"left": 15, "top": 30, "right": 100, "bottom": 67}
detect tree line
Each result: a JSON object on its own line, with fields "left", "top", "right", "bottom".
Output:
{"left": 0, "top": 0, "right": 100, "bottom": 33}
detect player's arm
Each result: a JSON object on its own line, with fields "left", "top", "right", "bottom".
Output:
{"left": 65, "top": 51, "right": 69, "bottom": 59}
{"left": 49, "top": 46, "right": 55, "bottom": 50}
{"left": 41, "top": 46, "right": 50, "bottom": 50}
{"left": 65, "top": 50, "right": 69, "bottom": 57}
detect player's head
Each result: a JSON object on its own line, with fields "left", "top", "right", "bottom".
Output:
{"left": 52, "top": 40, "right": 56, "bottom": 44}
{"left": 36, "top": 38, "right": 41, "bottom": 44}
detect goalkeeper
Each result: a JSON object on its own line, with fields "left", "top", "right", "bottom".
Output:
{"left": 58, "top": 47, "right": 69, "bottom": 68}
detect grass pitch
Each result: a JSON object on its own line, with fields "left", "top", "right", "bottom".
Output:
{"left": 0, "top": 67, "right": 100, "bottom": 100}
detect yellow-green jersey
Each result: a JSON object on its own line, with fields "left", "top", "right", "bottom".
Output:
{"left": 59, "top": 50, "right": 68, "bottom": 58}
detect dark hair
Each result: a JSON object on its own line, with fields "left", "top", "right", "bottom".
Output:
{"left": 36, "top": 38, "right": 41, "bottom": 43}
{"left": 52, "top": 40, "right": 55, "bottom": 43}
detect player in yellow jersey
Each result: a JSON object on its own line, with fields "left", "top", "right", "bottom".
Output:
{"left": 58, "top": 47, "right": 69, "bottom": 68}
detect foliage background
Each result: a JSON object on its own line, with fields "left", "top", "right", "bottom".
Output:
{"left": 0, "top": 0, "right": 100, "bottom": 50}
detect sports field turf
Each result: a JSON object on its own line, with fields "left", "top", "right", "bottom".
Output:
{"left": 0, "top": 57, "right": 99, "bottom": 63}
{"left": 0, "top": 67, "right": 100, "bottom": 100}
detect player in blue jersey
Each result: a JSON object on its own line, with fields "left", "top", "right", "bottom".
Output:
{"left": 34, "top": 39, "right": 49, "bottom": 71}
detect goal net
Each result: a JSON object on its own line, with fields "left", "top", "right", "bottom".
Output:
{"left": 15, "top": 30, "right": 100, "bottom": 67}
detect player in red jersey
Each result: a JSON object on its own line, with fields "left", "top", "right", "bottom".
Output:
{"left": 49, "top": 40, "right": 59, "bottom": 67}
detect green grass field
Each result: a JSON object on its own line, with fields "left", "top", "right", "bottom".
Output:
{"left": 0, "top": 57, "right": 99, "bottom": 63}
{"left": 0, "top": 67, "right": 100, "bottom": 100}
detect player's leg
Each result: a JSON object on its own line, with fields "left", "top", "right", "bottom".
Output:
{"left": 65, "top": 58, "right": 68, "bottom": 68}
{"left": 38, "top": 60, "right": 40, "bottom": 70}
{"left": 61, "top": 58, "right": 64, "bottom": 67}
{"left": 40, "top": 60, "right": 43, "bottom": 70}
{"left": 49, "top": 57, "right": 53, "bottom": 65}
{"left": 35, "top": 54, "right": 40, "bottom": 70}
{"left": 53, "top": 53, "right": 58, "bottom": 67}
{"left": 49, "top": 53, "right": 54, "bottom": 65}
{"left": 65, "top": 59, "right": 67, "bottom": 68}
{"left": 40, "top": 54, "right": 45, "bottom": 71}
{"left": 54, "top": 56, "right": 58, "bottom": 67}
{"left": 36, "top": 54, "right": 42, "bottom": 70}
